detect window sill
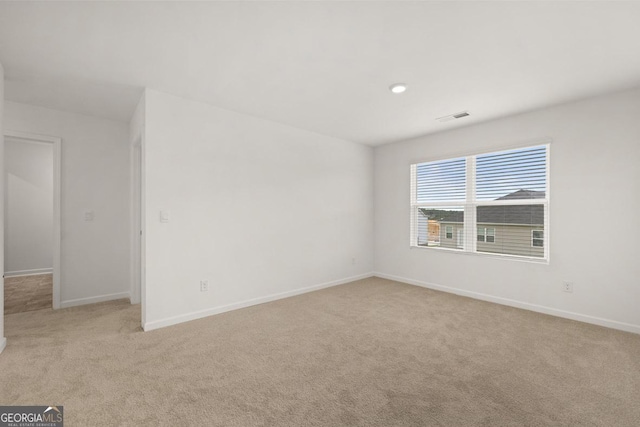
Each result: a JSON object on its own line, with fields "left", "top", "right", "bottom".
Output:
{"left": 410, "top": 245, "right": 549, "bottom": 264}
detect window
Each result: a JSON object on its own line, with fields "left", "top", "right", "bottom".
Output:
{"left": 445, "top": 226, "right": 453, "bottom": 239}
{"left": 410, "top": 144, "right": 548, "bottom": 260}
{"left": 410, "top": 155, "right": 466, "bottom": 250}
{"left": 477, "top": 227, "right": 495, "bottom": 243}
{"left": 532, "top": 230, "right": 544, "bottom": 247}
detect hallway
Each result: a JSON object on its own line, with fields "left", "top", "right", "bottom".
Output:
{"left": 4, "top": 273, "right": 52, "bottom": 314}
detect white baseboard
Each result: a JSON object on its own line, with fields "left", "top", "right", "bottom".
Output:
{"left": 4, "top": 268, "right": 53, "bottom": 278}
{"left": 373, "top": 272, "right": 640, "bottom": 335}
{"left": 60, "top": 292, "right": 131, "bottom": 309}
{"left": 143, "top": 272, "right": 374, "bottom": 332}
{"left": 0, "top": 337, "right": 6, "bottom": 354}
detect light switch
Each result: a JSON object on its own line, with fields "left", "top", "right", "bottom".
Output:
{"left": 160, "top": 210, "right": 170, "bottom": 223}
{"left": 84, "top": 211, "right": 95, "bottom": 221}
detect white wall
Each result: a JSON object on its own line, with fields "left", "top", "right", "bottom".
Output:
{"left": 4, "top": 138, "right": 53, "bottom": 275}
{"left": 143, "top": 89, "right": 373, "bottom": 330}
{"left": 374, "top": 88, "right": 640, "bottom": 333}
{"left": 3, "top": 102, "right": 131, "bottom": 307}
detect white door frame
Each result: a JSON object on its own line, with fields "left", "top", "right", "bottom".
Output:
{"left": 130, "top": 137, "right": 142, "bottom": 305}
{"left": 4, "top": 130, "right": 62, "bottom": 309}
{"left": 130, "top": 133, "right": 146, "bottom": 329}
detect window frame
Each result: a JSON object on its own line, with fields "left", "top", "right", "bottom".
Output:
{"left": 477, "top": 227, "right": 495, "bottom": 244}
{"left": 445, "top": 225, "right": 453, "bottom": 239}
{"left": 410, "top": 143, "right": 550, "bottom": 262}
{"left": 531, "top": 229, "right": 544, "bottom": 248}
{"left": 486, "top": 227, "right": 495, "bottom": 243}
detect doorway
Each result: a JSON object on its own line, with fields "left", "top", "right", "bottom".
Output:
{"left": 3, "top": 131, "right": 61, "bottom": 312}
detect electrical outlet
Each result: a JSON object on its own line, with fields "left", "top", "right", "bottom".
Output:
{"left": 562, "top": 281, "right": 573, "bottom": 293}
{"left": 200, "top": 280, "right": 209, "bottom": 292}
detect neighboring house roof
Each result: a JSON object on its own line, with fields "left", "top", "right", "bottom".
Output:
{"left": 476, "top": 204, "right": 543, "bottom": 225}
{"left": 420, "top": 209, "right": 464, "bottom": 223}
{"left": 496, "top": 189, "right": 545, "bottom": 201}
{"left": 419, "top": 189, "right": 545, "bottom": 226}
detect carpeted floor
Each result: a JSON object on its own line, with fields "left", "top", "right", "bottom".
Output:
{"left": 4, "top": 273, "right": 52, "bottom": 314}
{"left": 1, "top": 277, "right": 639, "bottom": 426}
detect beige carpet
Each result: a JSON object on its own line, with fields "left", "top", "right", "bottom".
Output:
{"left": 4, "top": 274, "right": 52, "bottom": 314}
{"left": 1, "top": 277, "right": 639, "bottom": 426}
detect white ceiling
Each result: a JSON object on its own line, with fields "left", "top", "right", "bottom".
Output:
{"left": 1, "top": 1, "right": 640, "bottom": 146}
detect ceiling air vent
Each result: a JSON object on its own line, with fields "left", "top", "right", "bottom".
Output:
{"left": 436, "top": 111, "right": 470, "bottom": 122}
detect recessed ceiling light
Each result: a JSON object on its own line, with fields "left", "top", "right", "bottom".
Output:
{"left": 389, "top": 83, "right": 407, "bottom": 94}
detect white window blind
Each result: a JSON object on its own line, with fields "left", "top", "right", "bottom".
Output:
{"left": 411, "top": 157, "right": 467, "bottom": 250}
{"left": 411, "top": 144, "right": 549, "bottom": 260}
{"left": 415, "top": 157, "right": 466, "bottom": 203}
{"left": 476, "top": 146, "right": 547, "bottom": 201}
